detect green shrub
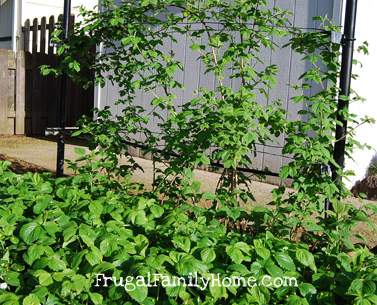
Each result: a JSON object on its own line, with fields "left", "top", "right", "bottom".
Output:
{"left": 0, "top": 161, "right": 376, "bottom": 305}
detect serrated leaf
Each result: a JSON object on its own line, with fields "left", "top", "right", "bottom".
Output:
{"left": 275, "top": 253, "right": 296, "bottom": 271}
{"left": 4, "top": 271, "right": 20, "bottom": 287}
{"left": 24, "top": 245, "right": 45, "bottom": 266}
{"left": 89, "top": 293, "right": 103, "bottom": 305}
{"left": 19, "top": 222, "right": 44, "bottom": 245}
{"left": 296, "top": 249, "right": 316, "bottom": 272}
{"left": 226, "top": 245, "right": 244, "bottom": 264}
{"left": 79, "top": 224, "right": 96, "bottom": 247}
{"left": 210, "top": 283, "right": 228, "bottom": 300}
{"left": 22, "top": 294, "right": 40, "bottom": 305}
{"left": 299, "top": 283, "right": 317, "bottom": 297}
{"left": 200, "top": 248, "right": 216, "bottom": 263}
{"left": 150, "top": 205, "right": 164, "bottom": 218}
{"left": 34, "top": 270, "right": 53, "bottom": 287}
{"left": 127, "top": 283, "right": 148, "bottom": 303}
{"left": 173, "top": 236, "right": 191, "bottom": 253}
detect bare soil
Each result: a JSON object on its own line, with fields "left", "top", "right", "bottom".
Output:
{"left": 0, "top": 153, "right": 51, "bottom": 174}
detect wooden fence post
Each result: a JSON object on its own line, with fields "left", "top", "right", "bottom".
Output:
{"left": 32, "top": 18, "right": 39, "bottom": 54}
{"left": 48, "top": 16, "right": 55, "bottom": 55}
{"left": 16, "top": 51, "right": 26, "bottom": 135}
{"left": 0, "top": 50, "right": 8, "bottom": 134}
{"left": 40, "top": 17, "right": 47, "bottom": 54}
{"left": 24, "top": 19, "right": 30, "bottom": 53}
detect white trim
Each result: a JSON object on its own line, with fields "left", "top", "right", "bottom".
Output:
{"left": 94, "top": 42, "right": 104, "bottom": 111}
{"left": 11, "top": 0, "right": 18, "bottom": 51}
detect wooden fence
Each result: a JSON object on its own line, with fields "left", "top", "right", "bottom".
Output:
{"left": 0, "top": 49, "right": 25, "bottom": 135}
{"left": 22, "top": 15, "right": 94, "bottom": 135}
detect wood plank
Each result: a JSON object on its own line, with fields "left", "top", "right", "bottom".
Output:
{"left": 40, "top": 17, "right": 47, "bottom": 54}
{"left": 0, "top": 50, "right": 8, "bottom": 134}
{"left": 0, "top": 50, "right": 13, "bottom": 135}
{"left": 24, "top": 52, "right": 33, "bottom": 135}
{"left": 16, "top": 51, "right": 26, "bottom": 135}
{"left": 48, "top": 16, "right": 55, "bottom": 55}
{"left": 24, "top": 19, "right": 31, "bottom": 53}
{"left": 32, "top": 18, "right": 39, "bottom": 54}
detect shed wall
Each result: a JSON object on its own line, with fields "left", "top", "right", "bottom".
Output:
{"left": 96, "top": 0, "right": 344, "bottom": 175}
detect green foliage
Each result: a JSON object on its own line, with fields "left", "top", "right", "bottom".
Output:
{"left": 19, "top": 0, "right": 377, "bottom": 304}
{"left": 44, "top": 0, "right": 293, "bottom": 206}
{"left": 0, "top": 161, "right": 376, "bottom": 305}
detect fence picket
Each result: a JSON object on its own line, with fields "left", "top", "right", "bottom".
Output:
{"left": 40, "top": 17, "right": 47, "bottom": 54}
{"left": 32, "top": 18, "right": 39, "bottom": 53}
{"left": 24, "top": 19, "right": 30, "bottom": 53}
{"left": 48, "top": 16, "right": 55, "bottom": 55}
{"left": 18, "top": 14, "right": 94, "bottom": 135}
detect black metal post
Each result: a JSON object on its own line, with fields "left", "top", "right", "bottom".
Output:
{"left": 56, "top": 0, "right": 71, "bottom": 177}
{"left": 330, "top": 0, "right": 358, "bottom": 202}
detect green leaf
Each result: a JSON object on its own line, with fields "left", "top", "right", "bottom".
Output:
{"left": 349, "top": 279, "right": 376, "bottom": 297}
{"left": 226, "top": 245, "right": 244, "bottom": 264}
{"left": 34, "top": 270, "right": 53, "bottom": 287}
{"left": 0, "top": 293, "right": 20, "bottom": 305}
{"left": 62, "top": 223, "right": 77, "bottom": 247}
{"left": 275, "top": 252, "right": 296, "bottom": 271}
{"left": 79, "top": 224, "right": 96, "bottom": 247}
{"left": 74, "top": 147, "right": 86, "bottom": 156}
{"left": 173, "top": 236, "right": 191, "bottom": 253}
{"left": 85, "top": 247, "right": 103, "bottom": 266}
{"left": 150, "top": 205, "right": 164, "bottom": 218}
{"left": 22, "top": 294, "right": 40, "bottom": 305}
{"left": 200, "top": 248, "right": 216, "bottom": 263}
{"left": 47, "top": 256, "right": 66, "bottom": 271}
{"left": 4, "top": 271, "right": 20, "bottom": 287}
{"left": 264, "top": 258, "right": 283, "bottom": 277}
{"left": 299, "top": 283, "right": 317, "bottom": 297}
{"left": 127, "top": 283, "right": 148, "bottom": 303}
{"left": 190, "top": 43, "right": 201, "bottom": 51}
{"left": 89, "top": 293, "right": 103, "bottom": 305}
{"left": 286, "top": 295, "right": 309, "bottom": 305}
{"left": 210, "top": 283, "right": 228, "bottom": 300}
{"left": 296, "top": 249, "right": 316, "bottom": 272}
{"left": 129, "top": 210, "right": 148, "bottom": 226}
{"left": 254, "top": 240, "right": 270, "bottom": 259}
{"left": 19, "top": 222, "right": 44, "bottom": 245}
{"left": 355, "top": 299, "right": 372, "bottom": 305}
{"left": 68, "top": 61, "right": 81, "bottom": 72}
{"left": 177, "top": 255, "right": 208, "bottom": 275}
{"left": 33, "top": 196, "right": 51, "bottom": 214}
{"left": 24, "top": 245, "right": 45, "bottom": 266}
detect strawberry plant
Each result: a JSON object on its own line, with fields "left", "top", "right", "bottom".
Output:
{"left": 0, "top": 160, "right": 376, "bottom": 304}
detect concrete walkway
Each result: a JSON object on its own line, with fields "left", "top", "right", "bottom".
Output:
{"left": 0, "top": 136, "right": 276, "bottom": 205}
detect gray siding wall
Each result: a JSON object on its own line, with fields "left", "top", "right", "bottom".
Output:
{"left": 96, "top": 0, "right": 343, "bottom": 174}
{"left": 0, "top": 0, "right": 13, "bottom": 50}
